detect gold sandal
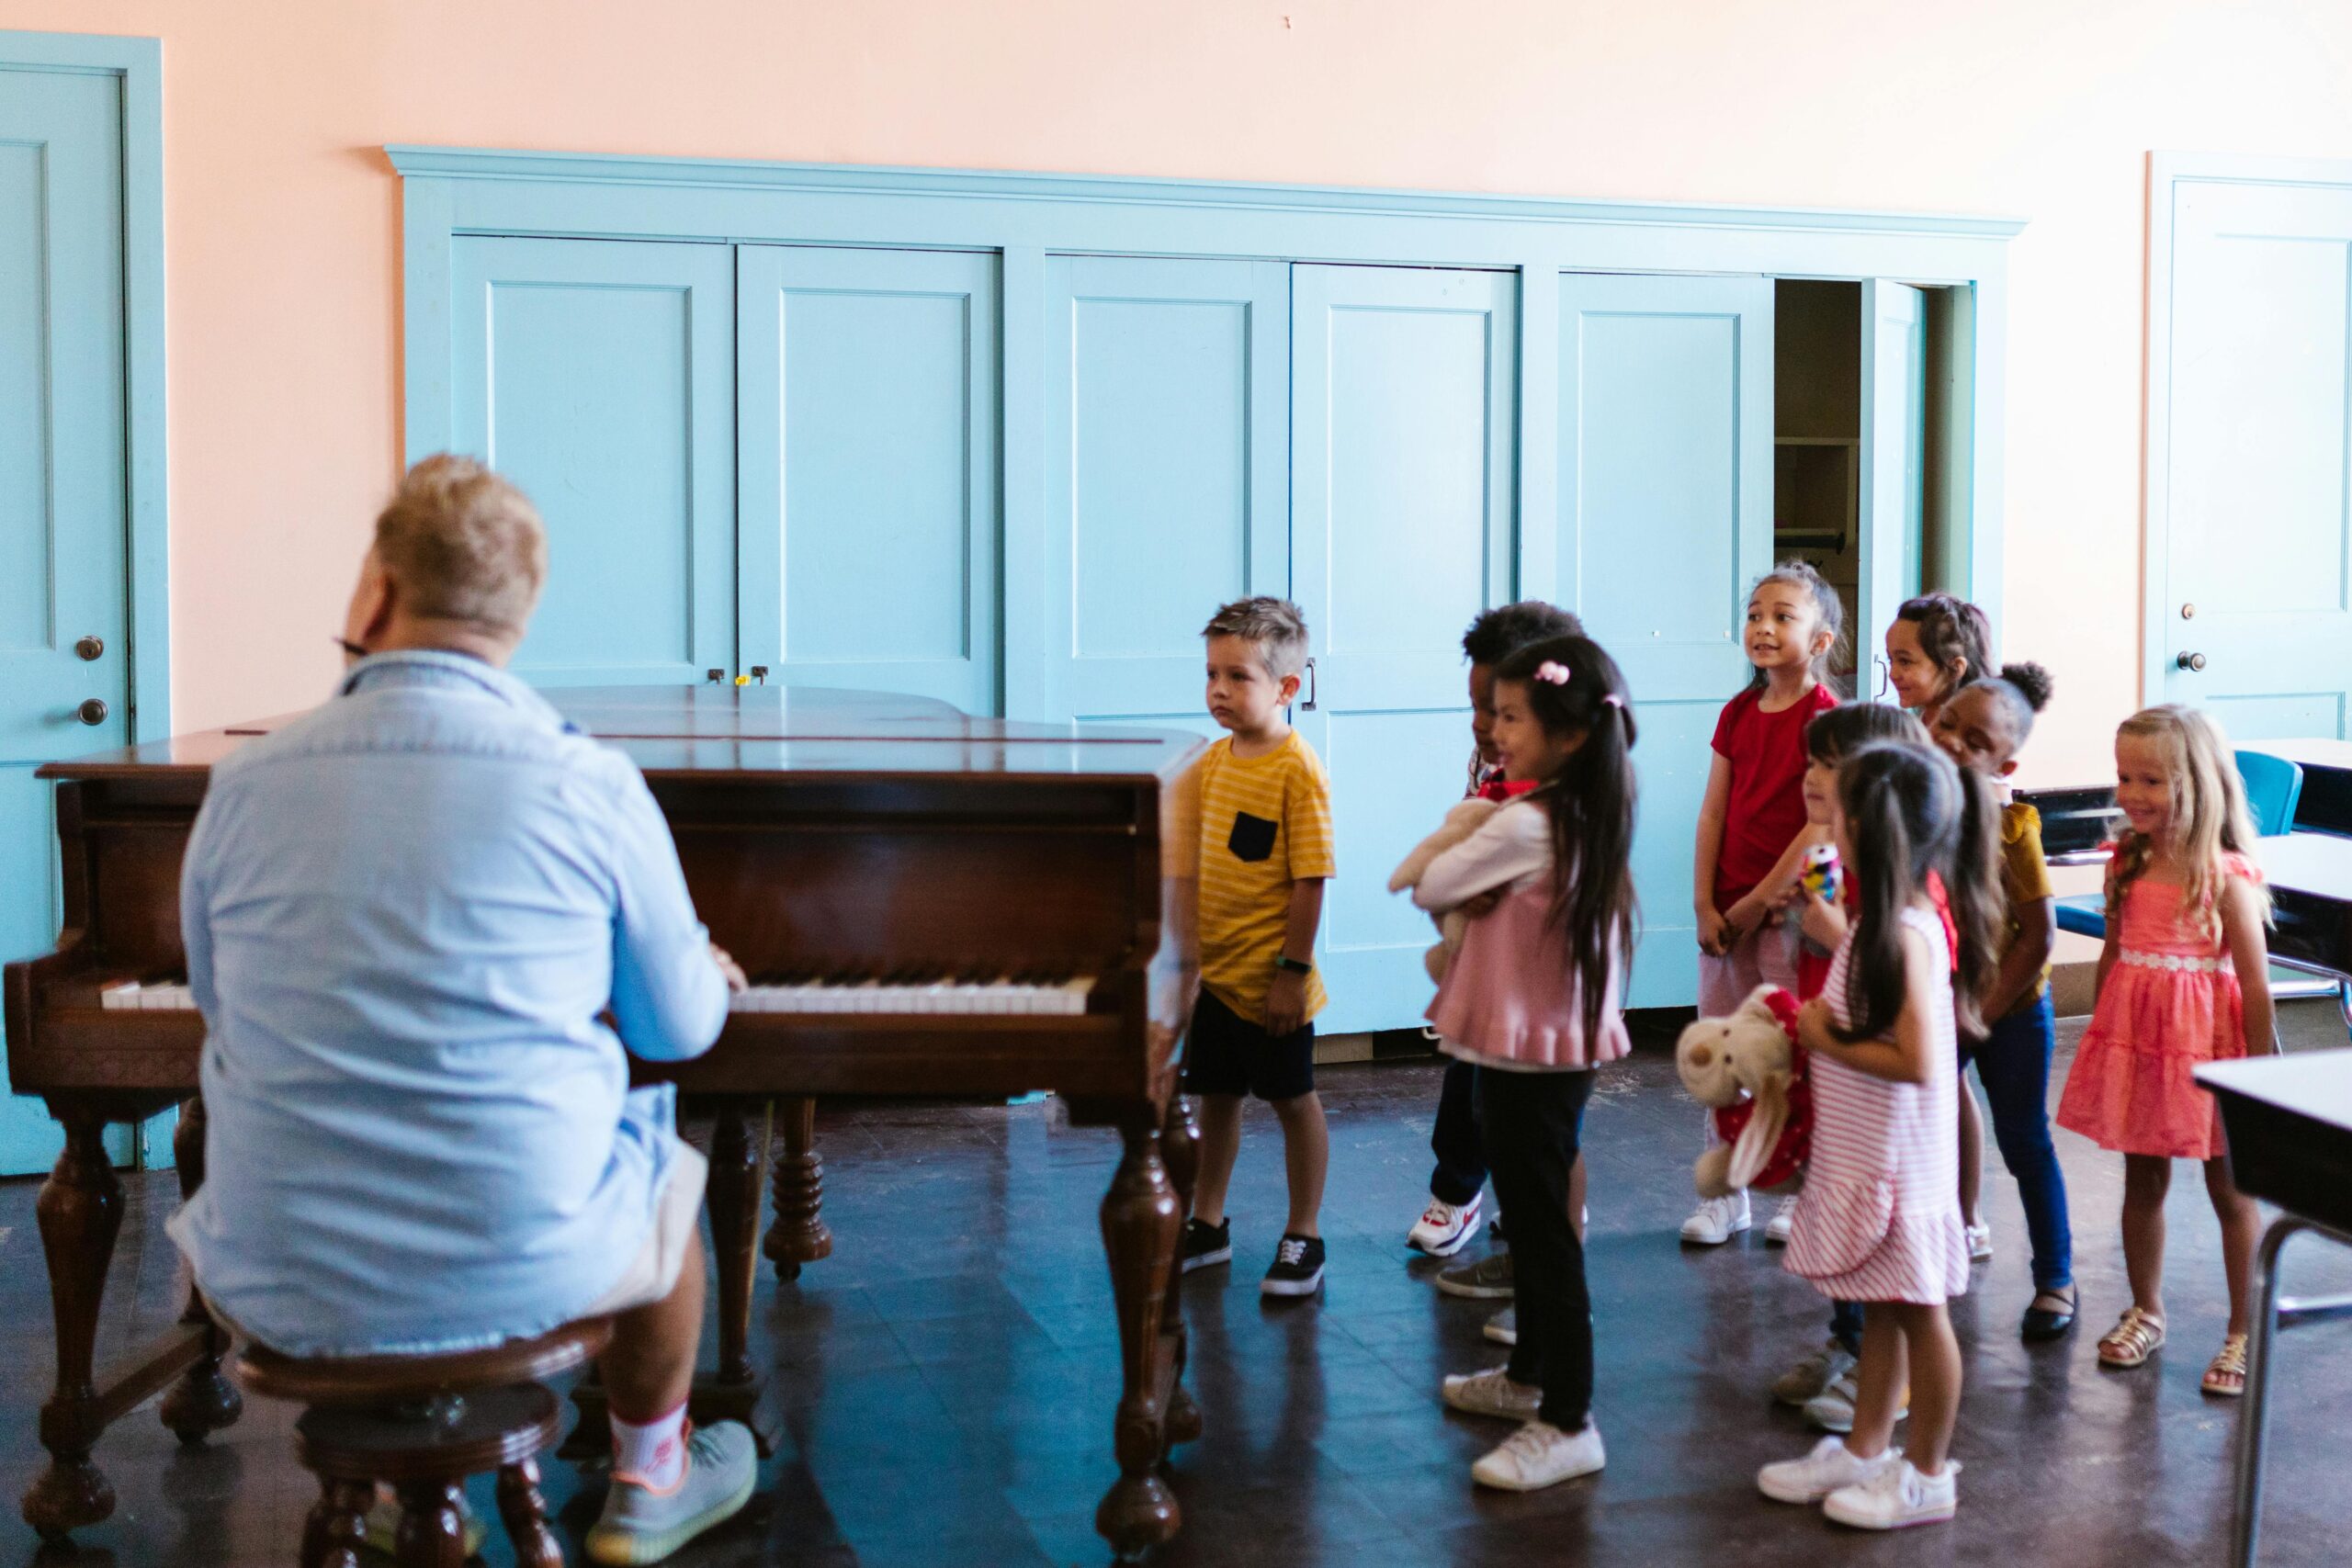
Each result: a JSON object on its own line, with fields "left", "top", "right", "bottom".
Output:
{"left": 2202, "top": 1334, "right": 2250, "bottom": 1396}
{"left": 2098, "top": 1306, "right": 2165, "bottom": 1368}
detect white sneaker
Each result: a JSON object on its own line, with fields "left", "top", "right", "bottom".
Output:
{"left": 1823, "top": 1457, "right": 1959, "bottom": 1529}
{"left": 1966, "top": 1222, "right": 1994, "bottom": 1261}
{"left": 1408, "top": 1193, "right": 1487, "bottom": 1258}
{"left": 1771, "top": 1340, "right": 1857, "bottom": 1407}
{"left": 1766, "top": 1194, "right": 1800, "bottom": 1245}
{"left": 1680, "top": 1190, "right": 1751, "bottom": 1246}
{"left": 1471, "top": 1419, "right": 1606, "bottom": 1491}
{"left": 1757, "top": 1436, "right": 1901, "bottom": 1504}
{"left": 1442, "top": 1366, "right": 1541, "bottom": 1420}
{"left": 1804, "top": 1369, "right": 1906, "bottom": 1434}
{"left": 1483, "top": 1306, "right": 1517, "bottom": 1346}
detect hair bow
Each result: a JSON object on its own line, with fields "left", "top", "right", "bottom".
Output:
{"left": 1534, "top": 660, "right": 1572, "bottom": 685}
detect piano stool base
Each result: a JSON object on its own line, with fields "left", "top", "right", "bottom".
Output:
{"left": 2233, "top": 1213, "right": 2352, "bottom": 1568}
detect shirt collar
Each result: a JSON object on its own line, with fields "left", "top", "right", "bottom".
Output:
{"left": 337, "top": 649, "right": 571, "bottom": 729}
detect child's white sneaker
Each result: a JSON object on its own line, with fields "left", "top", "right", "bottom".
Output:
{"left": 1803, "top": 1369, "right": 1905, "bottom": 1434}
{"left": 1441, "top": 1366, "right": 1541, "bottom": 1420}
{"left": 1408, "top": 1193, "right": 1486, "bottom": 1257}
{"left": 1966, "top": 1222, "right": 1994, "bottom": 1261}
{"left": 1823, "top": 1457, "right": 1960, "bottom": 1529}
{"left": 1756, "top": 1436, "right": 1900, "bottom": 1504}
{"left": 1470, "top": 1419, "right": 1605, "bottom": 1491}
{"left": 1766, "top": 1193, "right": 1801, "bottom": 1245}
{"left": 1679, "top": 1190, "right": 1750, "bottom": 1246}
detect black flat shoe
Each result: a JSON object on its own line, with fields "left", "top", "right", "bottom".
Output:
{"left": 2021, "top": 1288, "right": 2078, "bottom": 1341}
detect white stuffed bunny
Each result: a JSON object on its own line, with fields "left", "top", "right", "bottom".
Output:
{"left": 1387, "top": 797, "right": 1504, "bottom": 982}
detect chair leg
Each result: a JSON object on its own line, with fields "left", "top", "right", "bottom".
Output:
{"left": 393, "top": 1479, "right": 469, "bottom": 1568}
{"left": 300, "top": 1477, "right": 371, "bottom": 1568}
{"left": 498, "top": 1458, "right": 565, "bottom": 1568}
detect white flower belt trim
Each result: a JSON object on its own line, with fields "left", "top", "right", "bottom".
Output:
{"left": 2117, "top": 949, "right": 2228, "bottom": 974}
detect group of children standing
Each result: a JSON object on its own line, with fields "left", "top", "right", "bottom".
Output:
{"left": 1171, "top": 569, "right": 2281, "bottom": 1528}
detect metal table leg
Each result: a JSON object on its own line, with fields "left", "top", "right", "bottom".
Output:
{"left": 2233, "top": 1217, "right": 2301, "bottom": 1568}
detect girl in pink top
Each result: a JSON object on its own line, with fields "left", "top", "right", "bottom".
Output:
{"left": 1413, "top": 634, "right": 1635, "bottom": 1495}
{"left": 2056, "top": 704, "right": 2275, "bottom": 1396}
{"left": 1758, "top": 742, "right": 2003, "bottom": 1531}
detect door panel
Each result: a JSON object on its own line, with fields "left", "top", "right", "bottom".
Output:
{"left": 1294, "top": 265, "right": 1516, "bottom": 1033}
{"left": 2159, "top": 176, "right": 2352, "bottom": 730}
{"left": 738, "top": 247, "right": 1000, "bottom": 712}
{"left": 1557, "top": 272, "right": 1774, "bottom": 1009}
{"left": 1038, "top": 255, "right": 1288, "bottom": 726}
{"left": 0, "top": 68, "right": 134, "bottom": 1172}
{"left": 1858, "top": 281, "right": 1928, "bottom": 693}
{"left": 450, "top": 237, "right": 736, "bottom": 688}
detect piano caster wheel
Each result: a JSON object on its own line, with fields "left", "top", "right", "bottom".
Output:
{"left": 774, "top": 1259, "right": 802, "bottom": 1283}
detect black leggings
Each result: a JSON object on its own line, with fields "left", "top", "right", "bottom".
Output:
{"left": 1477, "top": 1066, "right": 1598, "bottom": 1432}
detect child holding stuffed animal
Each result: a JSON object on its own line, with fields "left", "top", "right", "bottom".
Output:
{"left": 1758, "top": 741, "right": 2000, "bottom": 1530}
{"left": 1929, "top": 665, "right": 2076, "bottom": 1341}
{"left": 1685, "top": 562, "right": 1842, "bottom": 1247}
{"left": 1413, "top": 635, "right": 1635, "bottom": 1492}
{"left": 2055, "top": 705, "right": 2274, "bottom": 1395}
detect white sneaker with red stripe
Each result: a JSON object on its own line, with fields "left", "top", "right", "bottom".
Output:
{"left": 1408, "top": 1193, "right": 1487, "bottom": 1257}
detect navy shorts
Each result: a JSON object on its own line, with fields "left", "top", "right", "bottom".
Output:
{"left": 1182, "top": 987, "right": 1315, "bottom": 1102}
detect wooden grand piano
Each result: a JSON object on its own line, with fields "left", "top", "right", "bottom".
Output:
{"left": 2, "top": 684, "right": 1209, "bottom": 1558}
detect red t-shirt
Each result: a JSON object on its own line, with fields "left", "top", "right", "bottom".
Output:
{"left": 1709, "top": 682, "right": 1838, "bottom": 911}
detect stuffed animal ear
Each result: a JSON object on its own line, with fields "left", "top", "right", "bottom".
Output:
{"left": 1737, "top": 983, "right": 1785, "bottom": 1027}
{"left": 1695, "top": 1145, "right": 1736, "bottom": 1200}
{"left": 1724, "top": 1073, "right": 1790, "bottom": 1191}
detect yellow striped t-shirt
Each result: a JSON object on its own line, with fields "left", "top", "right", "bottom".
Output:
{"left": 1195, "top": 729, "right": 1337, "bottom": 1021}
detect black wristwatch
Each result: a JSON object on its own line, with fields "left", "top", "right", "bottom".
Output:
{"left": 1272, "top": 954, "right": 1314, "bottom": 975}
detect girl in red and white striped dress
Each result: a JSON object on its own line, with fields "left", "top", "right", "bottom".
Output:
{"left": 1758, "top": 742, "right": 2002, "bottom": 1531}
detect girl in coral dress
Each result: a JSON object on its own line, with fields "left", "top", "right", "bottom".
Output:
{"left": 2056, "top": 705, "right": 2276, "bottom": 1396}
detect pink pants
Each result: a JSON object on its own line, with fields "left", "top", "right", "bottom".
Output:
{"left": 1697, "top": 911, "right": 1800, "bottom": 1156}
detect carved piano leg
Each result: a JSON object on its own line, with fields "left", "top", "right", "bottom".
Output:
{"left": 1094, "top": 1114, "right": 1182, "bottom": 1559}
{"left": 159, "top": 1097, "right": 243, "bottom": 1445}
{"left": 1158, "top": 1094, "right": 1203, "bottom": 1449}
{"left": 708, "top": 1102, "right": 763, "bottom": 1388}
{"left": 22, "top": 1112, "right": 123, "bottom": 1542}
{"left": 763, "top": 1095, "right": 831, "bottom": 1282}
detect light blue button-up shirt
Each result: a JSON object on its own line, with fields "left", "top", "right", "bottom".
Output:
{"left": 167, "top": 651, "right": 729, "bottom": 1357}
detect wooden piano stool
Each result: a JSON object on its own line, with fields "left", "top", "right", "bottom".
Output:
{"left": 235, "top": 1316, "right": 612, "bottom": 1568}
{"left": 3, "top": 685, "right": 1210, "bottom": 1561}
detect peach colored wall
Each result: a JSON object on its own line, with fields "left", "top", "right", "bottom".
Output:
{"left": 6, "top": 0, "right": 2352, "bottom": 784}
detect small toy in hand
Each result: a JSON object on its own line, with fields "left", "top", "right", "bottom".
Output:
{"left": 1800, "top": 841, "right": 1839, "bottom": 905}
{"left": 1673, "top": 984, "right": 1812, "bottom": 1198}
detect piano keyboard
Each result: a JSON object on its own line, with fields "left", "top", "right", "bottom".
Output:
{"left": 100, "top": 979, "right": 195, "bottom": 1010}
{"left": 731, "top": 976, "right": 1096, "bottom": 1017}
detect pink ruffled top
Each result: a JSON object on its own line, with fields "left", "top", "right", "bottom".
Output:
{"left": 1426, "top": 879, "right": 1630, "bottom": 1073}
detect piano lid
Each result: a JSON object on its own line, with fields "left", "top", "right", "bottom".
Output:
{"left": 37, "top": 684, "right": 1206, "bottom": 784}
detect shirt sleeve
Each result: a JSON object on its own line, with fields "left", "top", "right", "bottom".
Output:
{"left": 179, "top": 784, "right": 222, "bottom": 1022}
{"left": 2002, "top": 805, "right": 2054, "bottom": 906}
{"left": 1284, "top": 753, "right": 1337, "bottom": 881}
{"left": 1415, "top": 802, "right": 1551, "bottom": 909}
{"left": 1710, "top": 691, "right": 1746, "bottom": 759}
{"left": 600, "top": 758, "right": 730, "bottom": 1063}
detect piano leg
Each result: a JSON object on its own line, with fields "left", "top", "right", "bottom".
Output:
{"left": 159, "top": 1096, "right": 243, "bottom": 1446}
{"left": 1095, "top": 1112, "right": 1182, "bottom": 1559}
{"left": 1158, "top": 1094, "right": 1203, "bottom": 1449}
{"left": 22, "top": 1112, "right": 123, "bottom": 1542}
{"left": 763, "top": 1095, "right": 832, "bottom": 1282}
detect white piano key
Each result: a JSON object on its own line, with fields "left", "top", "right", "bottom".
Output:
{"left": 101, "top": 981, "right": 141, "bottom": 1010}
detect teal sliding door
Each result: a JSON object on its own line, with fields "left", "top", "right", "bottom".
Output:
{"left": 0, "top": 67, "right": 134, "bottom": 1173}
{"left": 1292, "top": 265, "right": 1518, "bottom": 1034}
{"left": 1557, "top": 271, "right": 1775, "bottom": 1010}
{"left": 449, "top": 237, "right": 738, "bottom": 688}
{"left": 1857, "top": 279, "right": 1927, "bottom": 691}
{"left": 737, "top": 246, "right": 1000, "bottom": 712}
{"left": 1036, "top": 255, "right": 1289, "bottom": 732}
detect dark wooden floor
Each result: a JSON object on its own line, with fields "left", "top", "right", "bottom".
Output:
{"left": 5, "top": 1008, "right": 2349, "bottom": 1567}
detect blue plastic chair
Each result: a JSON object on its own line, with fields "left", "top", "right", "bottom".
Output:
{"left": 2053, "top": 750, "right": 2305, "bottom": 941}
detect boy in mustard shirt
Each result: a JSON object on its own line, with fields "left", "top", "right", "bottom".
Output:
{"left": 1178, "top": 597, "right": 1337, "bottom": 1297}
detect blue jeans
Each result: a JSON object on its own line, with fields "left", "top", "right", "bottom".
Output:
{"left": 1959, "top": 990, "right": 2075, "bottom": 1292}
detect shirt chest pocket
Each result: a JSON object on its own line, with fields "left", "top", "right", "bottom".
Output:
{"left": 1227, "top": 811, "right": 1279, "bottom": 863}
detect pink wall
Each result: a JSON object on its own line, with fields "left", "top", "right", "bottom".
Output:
{"left": 7, "top": 0, "right": 2352, "bottom": 783}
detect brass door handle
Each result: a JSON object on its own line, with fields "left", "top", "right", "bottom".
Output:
{"left": 77, "top": 697, "right": 108, "bottom": 726}
{"left": 2177, "top": 651, "right": 2207, "bottom": 672}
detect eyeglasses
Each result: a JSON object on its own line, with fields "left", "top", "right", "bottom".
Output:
{"left": 332, "top": 636, "right": 368, "bottom": 660}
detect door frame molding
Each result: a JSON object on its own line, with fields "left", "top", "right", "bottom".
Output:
{"left": 389, "top": 145, "right": 2021, "bottom": 654}
{"left": 0, "top": 30, "right": 169, "bottom": 740}
{"left": 2141, "top": 150, "right": 2352, "bottom": 708}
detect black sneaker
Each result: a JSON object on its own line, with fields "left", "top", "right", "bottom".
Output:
{"left": 1181, "top": 1217, "right": 1231, "bottom": 1273}
{"left": 1261, "top": 1234, "right": 1326, "bottom": 1297}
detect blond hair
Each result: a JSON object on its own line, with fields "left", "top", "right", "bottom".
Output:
{"left": 373, "top": 455, "right": 548, "bottom": 636}
{"left": 1201, "top": 596, "right": 1310, "bottom": 682}
{"left": 2107, "top": 704, "right": 2268, "bottom": 942}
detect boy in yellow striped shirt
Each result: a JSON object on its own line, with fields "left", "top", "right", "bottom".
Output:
{"left": 1180, "top": 597, "right": 1337, "bottom": 1297}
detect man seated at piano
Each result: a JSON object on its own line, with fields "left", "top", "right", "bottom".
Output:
{"left": 166, "top": 455, "right": 759, "bottom": 1566}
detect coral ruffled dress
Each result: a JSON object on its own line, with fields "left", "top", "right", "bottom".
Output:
{"left": 2056, "top": 856, "right": 2258, "bottom": 1161}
